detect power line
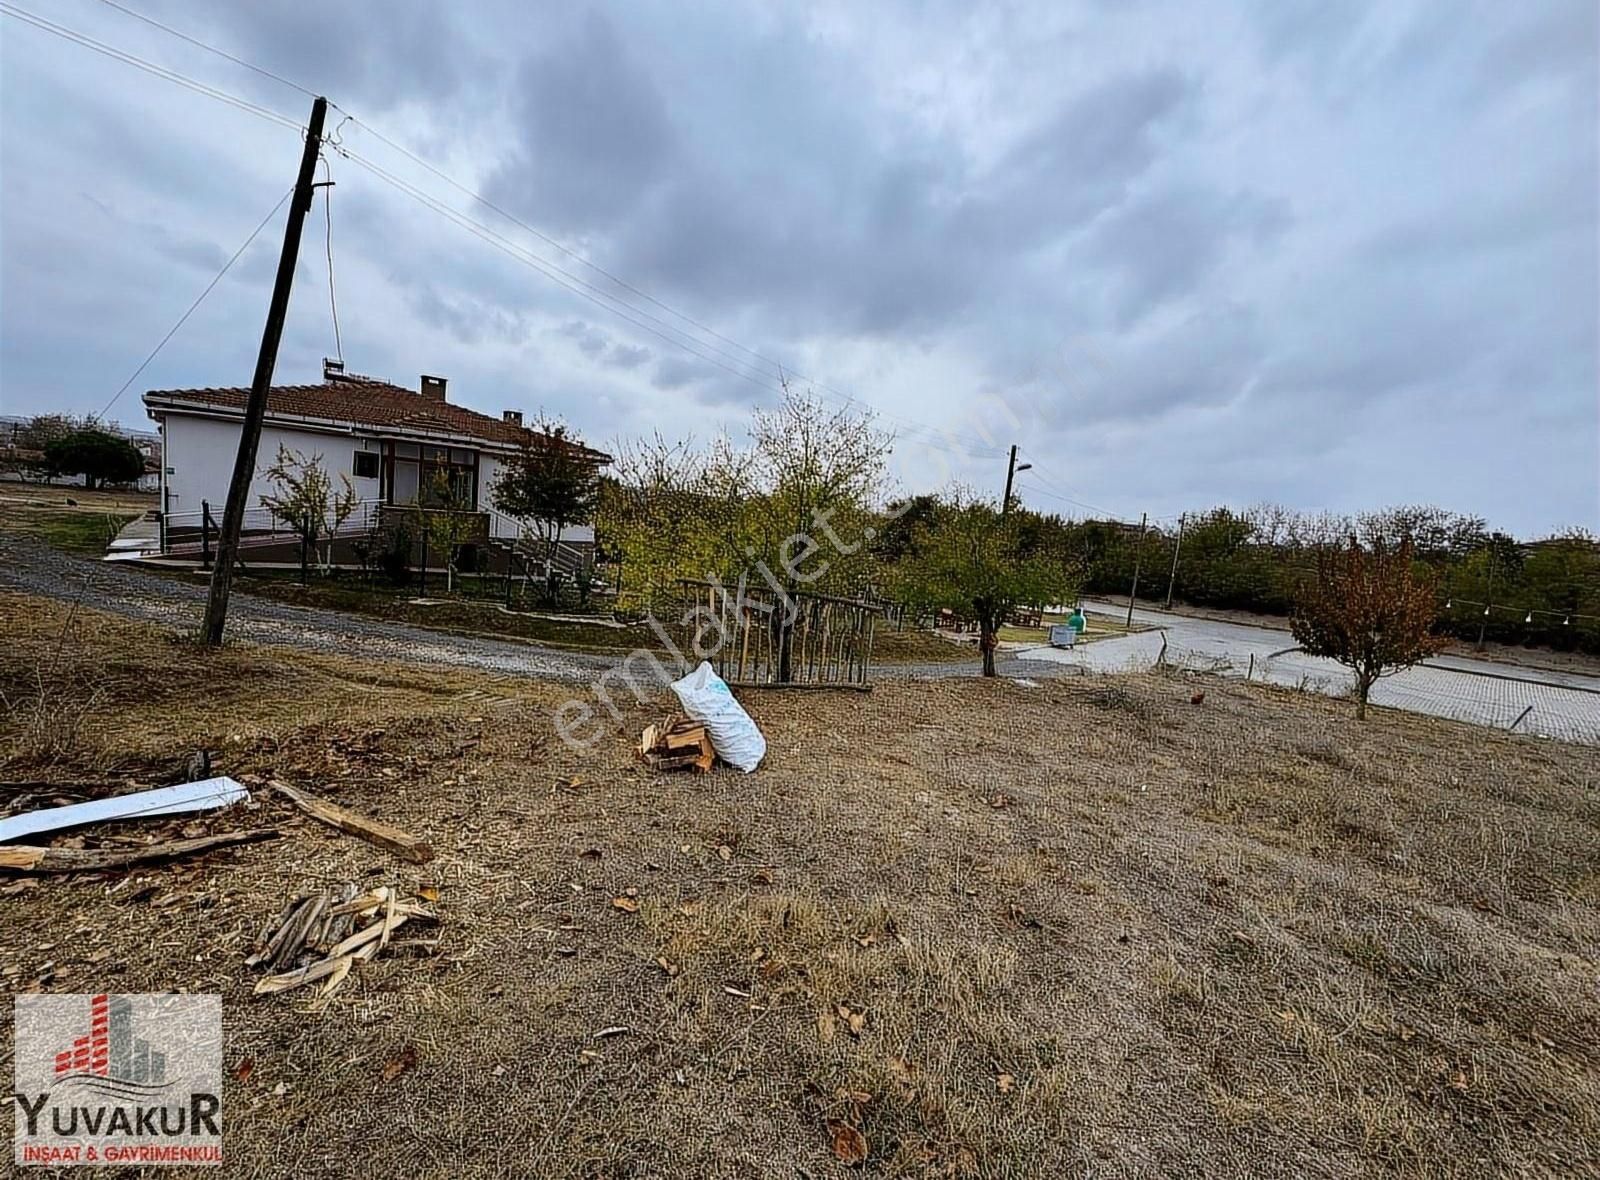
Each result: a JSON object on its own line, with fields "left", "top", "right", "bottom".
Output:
{"left": 68, "top": 1, "right": 1010, "bottom": 456}
{"left": 89, "top": 0, "right": 316, "bottom": 98}
{"left": 34, "top": 0, "right": 1010, "bottom": 463}
{"left": 95, "top": 187, "right": 295, "bottom": 422}
{"left": 334, "top": 144, "right": 1005, "bottom": 464}
{"left": 0, "top": 3, "right": 301, "bottom": 132}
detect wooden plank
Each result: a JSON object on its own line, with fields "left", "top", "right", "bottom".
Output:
{"left": 268, "top": 780, "right": 433, "bottom": 864}
{"left": 253, "top": 954, "right": 353, "bottom": 996}
{"left": 0, "top": 829, "right": 279, "bottom": 874}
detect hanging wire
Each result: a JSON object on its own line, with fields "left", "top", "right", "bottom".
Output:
{"left": 320, "top": 154, "right": 343, "bottom": 365}
{"left": 95, "top": 187, "right": 294, "bottom": 421}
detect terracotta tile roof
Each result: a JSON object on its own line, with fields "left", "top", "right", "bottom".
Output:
{"left": 143, "top": 378, "right": 610, "bottom": 461}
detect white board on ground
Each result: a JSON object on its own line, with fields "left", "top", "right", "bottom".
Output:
{"left": 0, "top": 777, "right": 250, "bottom": 843}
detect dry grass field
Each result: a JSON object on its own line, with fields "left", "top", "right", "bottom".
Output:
{"left": 1, "top": 590, "right": 1597, "bottom": 1178}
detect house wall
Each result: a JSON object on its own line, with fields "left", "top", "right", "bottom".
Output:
{"left": 159, "top": 415, "right": 382, "bottom": 524}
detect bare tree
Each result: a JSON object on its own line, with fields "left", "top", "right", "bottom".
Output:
{"left": 1291, "top": 537, "right": 1446, "bottom": 719}
{"left": 259, "top": 445, "right": 358, "bottom": 582}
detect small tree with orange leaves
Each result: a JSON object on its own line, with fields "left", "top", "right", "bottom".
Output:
{"left": 1291, "top": 537, "right": 1446, "bottom": 719}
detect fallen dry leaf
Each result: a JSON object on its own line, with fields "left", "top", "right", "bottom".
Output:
{"left": 817, "top": 1009, "right": 837, "bottom": 1044}
{"left": 232, "top": 1057, "right": 254, "bottom": 1083}
{"left": 751, "top": 868, "right": 774, "bottom": 886}
{"left": 835, "top": 1003, "right": 866, "bottom": 1038}
{"left": 717, "top": 845, "right": 733, "bottom": 863}
{"left": 381, "top": 1044, "right": 419, "bottom": 1083}
{"left": 996, "top": 1072, "right": 1016, "bottom": 1094}
{"left": 611, "top": 897, "right": 640, "bottom": 914}
{"left": 828, "top": 1122, "right": 868, "bottom": 1166}
{"left": 886, "top": 1056, "right": 915, "bottom": 1086}
{"left": 655, "top": 956, "right": 680, "bottom": 978}
{"left": 415, "top": 885, "right": 440, "bottom": 903}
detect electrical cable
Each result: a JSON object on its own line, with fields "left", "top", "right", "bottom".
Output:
{"left": 0, "top": 3, "right": 301, "bottom": 132}
{"left": 89, "top": 0, "right": 317, "bottom": 98}
{"left": 95, "top": 187, "right": 295, "bottom": 422}
{"left": 39, "top": 0, "right": 1016, "bottom": 462}
{"left": 320, "top": 155, "right": 343, "bottom": 365}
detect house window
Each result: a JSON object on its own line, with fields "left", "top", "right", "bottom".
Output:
{"left": 384, "top": 442, "right": 477, "bottom": 508}
{"left": 353, "top": 451, "right": 379, "bottom": 480}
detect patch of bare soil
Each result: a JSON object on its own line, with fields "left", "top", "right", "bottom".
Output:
{"left": 1, "top": 593, "right": 1596, "bottom": 1178}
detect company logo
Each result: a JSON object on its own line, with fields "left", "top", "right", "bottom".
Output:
{"left": 12, "top": 994, "right": 222, "bottom": 1168}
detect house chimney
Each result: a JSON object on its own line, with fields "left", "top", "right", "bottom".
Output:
{"left": 420, "top": 374, "right": 448, "bottom": 402}
{"left": 502, "top": 410, "right": 523, "bottom": 426}
{"left": 323, "top": 357, "right": 345, "bottom": 381}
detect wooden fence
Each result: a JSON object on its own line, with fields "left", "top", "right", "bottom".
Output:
{"left": 678, "top": 579, "right": 880, "bottom": 689}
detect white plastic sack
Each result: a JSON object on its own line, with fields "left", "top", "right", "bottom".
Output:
{"left": 670, "top": 661, "right": 766, "bottom": 773}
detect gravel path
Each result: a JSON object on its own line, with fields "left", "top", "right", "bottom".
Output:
{"left": 0, "top": 533, "right": 609, "bottom": 682}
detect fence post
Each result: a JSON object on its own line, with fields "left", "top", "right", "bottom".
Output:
{"left": 418, "top": 525, "right": 428, "bottom": 596}
{"left": 200, "top": 500, "right": 213, "bottom": 568}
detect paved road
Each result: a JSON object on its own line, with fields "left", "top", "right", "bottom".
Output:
{"left": 1010, "top": 604, "right": 1600, "bottom": 744}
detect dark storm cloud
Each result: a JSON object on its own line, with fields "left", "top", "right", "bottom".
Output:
{"left": 1, "top": 1, "right": 1593, "bottom": 534}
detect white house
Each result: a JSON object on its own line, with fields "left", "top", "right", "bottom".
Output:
{"left": 142, "top": 365, "right": 609, "bottom": 567}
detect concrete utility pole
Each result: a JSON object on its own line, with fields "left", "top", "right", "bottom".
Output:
{"left": 1126, "top": 511, "right": 1148, "bottom": 629}
{"left": 1000, "top": 445, "right": 1031, "bottom": 515}
{"left": 1164, "top": 512, "right": 1185, "bottom": 610}
{"left": 201, "top": 96, "right": 328, "bottom": 647}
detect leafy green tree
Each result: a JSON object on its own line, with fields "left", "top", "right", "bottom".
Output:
{"left": 1291, "top": 537, "right": 1446, "bottom": 719}
{"left": 41, "top": 429, "right": 143, "bottom": 489}
{"left": 895, "top": 495, "right": 1077, "bottom": 677}
{"left": 490, "top": 415, "right": 601, "bottom": 598}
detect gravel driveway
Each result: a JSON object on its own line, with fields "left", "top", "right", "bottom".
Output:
{"left": 0, "top": 533, "right": 609, "bottom": 682}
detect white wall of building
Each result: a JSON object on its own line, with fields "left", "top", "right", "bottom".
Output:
{"left": 159, "top": 416, "right": 381, "bottom": 522}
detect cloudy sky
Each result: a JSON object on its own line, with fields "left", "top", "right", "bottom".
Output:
{"left": 2, "top": 0, "right": 1595, "bottom": 535}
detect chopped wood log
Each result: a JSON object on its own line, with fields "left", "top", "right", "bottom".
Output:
{"left": 321, "top": 882, "right": 360, "bottom": 948}
{"left": 247, "top": 896, "right": 313, "bottom": 968}
{"left": 269, "top": 896, "right": 326, "bottom": 971}
{"left": 268, "top": 781, "right": 433, "bottom": 864}
{"left": 0, "top": 829, "right": 279, "bottom": 874}
{"left": 253, "top": 954, "right": 354, "bottom": 996}
{"left": 639, "top": 717, "right": 716, "bottom": 773}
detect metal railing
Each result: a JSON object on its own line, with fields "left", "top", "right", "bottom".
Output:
{"left": 482, "top": 507, "right": 595, "bottom": 580}
{"left": 162, "top": 498, "right": 384, "bottom": 558}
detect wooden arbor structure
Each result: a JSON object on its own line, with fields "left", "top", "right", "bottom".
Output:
{"left": 678, "top": 579, "right": 880, "bottom": 689}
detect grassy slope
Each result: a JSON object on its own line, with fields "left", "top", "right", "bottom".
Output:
{"left": 2, "top": 592, "right": 1596, "bottom": 1178}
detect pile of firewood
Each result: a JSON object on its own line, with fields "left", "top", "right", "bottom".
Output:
{"left": 638, "top": 716, "right": 714, "bottom": 773}
{"left": 246, "top": 883, "right": 439, "bottom": 1004}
